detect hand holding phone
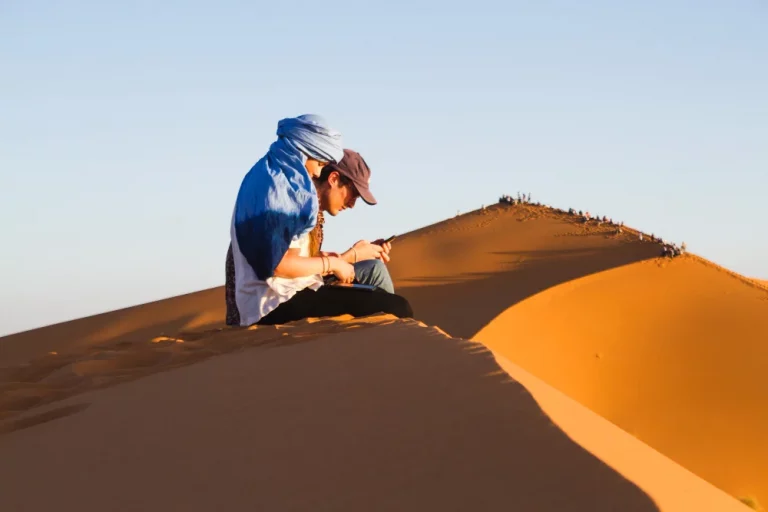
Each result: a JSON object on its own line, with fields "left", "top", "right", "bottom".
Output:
{"left": 375, "top": 235, "right": 396, "bottom": 246}
{"left": 372, "top": 236, "right": 396, "bottom": 263}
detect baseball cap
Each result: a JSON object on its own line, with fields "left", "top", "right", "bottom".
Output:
{"left": 325, "top": 149, "right": 377, "bottom": 205}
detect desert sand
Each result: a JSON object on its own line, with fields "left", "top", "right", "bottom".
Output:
{"left": 0, "top": 318, "right": 746, "bottom": 511}
{"left": 389, "top": 205, "right": 768, "bottom": 506}
{"left": 474, "top": 254, "right": 768, "bottom": 505}
{"left": 1, "top": 201, "right": 765, "bottom": 510}
{"left": 0, "top": 286, "right": 223, "bottom": 366}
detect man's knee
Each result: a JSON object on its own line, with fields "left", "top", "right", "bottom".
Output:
{"left": 355, "top": 259, "right": 395, "bottom": 294}
{"left": 355, "top": 259, "right": 385, "bottom": 276}
{"left": 366, "top": 259, "right": 389, "bottom": 279}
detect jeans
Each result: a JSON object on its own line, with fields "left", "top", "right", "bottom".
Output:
{"left": 354, "top": 259, "right": 396, "bottom": 294}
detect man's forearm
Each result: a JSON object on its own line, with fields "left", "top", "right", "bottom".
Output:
{"left": 275, "top": 250, "right": 335, "bottom": 278}
{"left": 323, "top": 249, "right": 355, "bottom": 264}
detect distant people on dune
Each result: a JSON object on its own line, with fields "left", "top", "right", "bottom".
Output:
{"left": 495, "top": 194, "right": 685, "bottom": 258}
{"left": 661, "top": 242, "right": 685, "bottom": 258}
{"left": 225, "top": 115, "right": 412, "bottom": 327}
{"left": 500, "top": 193, "right": 533, "bottom": 206}
{"left": 504, "top": 192, "right": 532, "bottom": 204}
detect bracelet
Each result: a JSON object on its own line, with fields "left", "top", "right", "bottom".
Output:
{"left": 322, "top": 256, "right": 330, "bottom": 275}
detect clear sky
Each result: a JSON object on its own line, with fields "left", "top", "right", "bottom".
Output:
{"left": 1, "top": 0, "right": 766, "bottom": 336}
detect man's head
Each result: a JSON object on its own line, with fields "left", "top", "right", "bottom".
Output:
{"left": 314, "top": 149, "right": 377, "bottom": 216}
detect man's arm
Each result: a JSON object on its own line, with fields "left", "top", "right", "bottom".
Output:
{"left": 274, "top": 249, "right": 353, "bottom": 280}
{"left": 323, "top": 241, "right": 391, "bottom": 264}
{"left": 273, "top": 249, "right": 325, "bottom": 278}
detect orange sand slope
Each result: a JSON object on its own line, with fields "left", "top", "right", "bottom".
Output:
{"left": 380, "top": 204, "right": 768, "bottom": 506}
{"left": 2, "top": 201, "right": 766, "bottom": 508}
{"left": 0, "top": 285, "right": 224, "bottom": 366}
{"left": 0, "top": 319, "right": 745, "bottom": 511}
{"left": 388, "top": 204, "right": 662, "bottom": 338}
{"left": 474, "top": 254, "right": 768, "bottom": 506}
{"left": 0, "top": 315, "right": 389, "bottom": 422}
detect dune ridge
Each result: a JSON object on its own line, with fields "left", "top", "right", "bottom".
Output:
{"left": 387, "top": 202, "right": 664, "bottom": 339}
{"left": 685, "top": 253, "right": 768, "bottom": 292}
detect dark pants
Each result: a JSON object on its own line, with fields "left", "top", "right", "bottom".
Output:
{"left": 257, "top": 286, "right": 413, "bottom": 325}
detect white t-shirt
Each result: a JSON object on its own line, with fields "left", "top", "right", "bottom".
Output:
{"left": 230, "top": 212, "right": 323, "bottom": 326}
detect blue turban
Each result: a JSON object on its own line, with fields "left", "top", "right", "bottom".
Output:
{"left": 233, "top": 114, "right": 343, "bottom": 280}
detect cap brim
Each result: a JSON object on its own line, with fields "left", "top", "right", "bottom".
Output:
{"left": 352, "top": 180, "right": 377, "bottom": 205}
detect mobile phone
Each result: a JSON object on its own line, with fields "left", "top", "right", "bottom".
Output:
{"left": 383, "top": 235, "right": 397, "bottom": 244}
{"left": 329, "top": 282, "right": 377, "bottom": 292}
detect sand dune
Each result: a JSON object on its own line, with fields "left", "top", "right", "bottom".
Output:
{"left": 0, "top": 285, "right": 224, "bottom": 366}
{"left": 388, "top": 204, "right": 662, "bottom": 339}
{"left": 0, "top": 314, "right": 388, "bottom": 422}
{"left": 0, "top": 319, "right": 745, "bottom": 511}
{"left": 473, "top": 254, "right": 768, "bottom": 505}
{"left": 386, "top": 204, "right": 768, "bottom": 505}
{"left": 2, "top": 201, "right": 765, "bottom": 508}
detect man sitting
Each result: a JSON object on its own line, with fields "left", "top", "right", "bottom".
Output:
{"left": 226, "top": 147, "right": 403, "bottom": 326}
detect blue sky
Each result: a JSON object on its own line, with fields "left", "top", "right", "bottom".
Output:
{"left": 1, "top": 0, "right": 766, "bottom": 336}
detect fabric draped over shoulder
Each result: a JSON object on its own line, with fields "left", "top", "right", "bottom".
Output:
{"left": 233, "top": 115, "right": 343, "bottom": 280}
